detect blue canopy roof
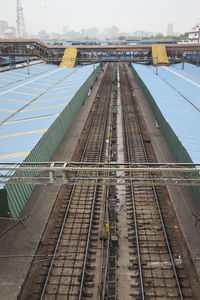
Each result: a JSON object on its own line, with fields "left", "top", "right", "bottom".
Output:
{"left": 0, "top": 63, "right": 97, "bottom": 188}
{"left": 132, "top": 62, "right": 200, "bottom": 163}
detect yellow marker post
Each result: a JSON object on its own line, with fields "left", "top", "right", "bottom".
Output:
{"left": 106, "top": 223, "right": 109, "bottom": 234}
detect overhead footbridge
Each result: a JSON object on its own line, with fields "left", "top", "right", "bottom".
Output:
{"left": 0, "top": 39, "right": 200, "bottom": 65}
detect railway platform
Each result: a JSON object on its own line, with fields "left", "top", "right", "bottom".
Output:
{"left": 0, "top": 67, "right": 104, "bottom": 300}
{"left": 0, "top": 63, "right": 200, "bottom": 299}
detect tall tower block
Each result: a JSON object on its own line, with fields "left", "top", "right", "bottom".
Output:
{"left": 16, "top": 0, "right": 26, "bottom": 38}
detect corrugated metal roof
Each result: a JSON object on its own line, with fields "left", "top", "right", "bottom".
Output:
{"left": 0, "top": 63, "right": 97, "bottom": 188}
{"left": 0, "top": 64, "right": 57, "bottom": 91}
{"left": 132, "top": 62, "right": 200, "bottom": 163}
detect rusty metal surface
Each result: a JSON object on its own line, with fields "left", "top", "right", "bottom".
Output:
{"left": 1, "top": 39, "right": 200, "bottom": 65}
{"left": 1, "top": 39, "right": 200, "bottom": 52}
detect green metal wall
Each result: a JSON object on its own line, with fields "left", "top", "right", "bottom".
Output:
{"left": 0, "top": 189, "right": 9, "bottom": 217}
{"left": 131, "top": 64, "right": 200, "bottom": 204}
{"left": 2, "top": 65, "right": 101, "bottom": 219}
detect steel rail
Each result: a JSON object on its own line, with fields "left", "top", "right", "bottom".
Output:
{"left": 78, "top": 64, "right": 113, "bottom": 299}
{"left": 120, "top": 64, "right": 145, "bottom": 300}
{"left": 124, "top": 63, "right": 184, "bottom": 299}
{"left": 100, "top": 80, "right": 115, "bottom": 299}
{"left": 39, "top": 79, "right": 98, "bottom": 298}
{"left": 60, "top": 66, "right": 111, "bottom": 298}
{"left": 100, "top": 197, "right": 110, "bottom": 300}
{"left": 133, "top": 96, "right": 184, "bottom": 300}
{"left": 39, "top": 63, "right": 112, "bottom": 299}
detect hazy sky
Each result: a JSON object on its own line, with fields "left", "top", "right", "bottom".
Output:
{"left": 1, "top": 0, "right": 200, "bottom": 34}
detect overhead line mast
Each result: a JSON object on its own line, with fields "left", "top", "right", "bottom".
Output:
{"left": 16, "top": 0, "right": 26, "bottom": 38}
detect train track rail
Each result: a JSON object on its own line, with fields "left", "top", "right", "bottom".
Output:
{"left": 118, "top": 62, "right": 194, "bottom": 299}
{"left": 18, "top": 62, "right": 200, "bottom": 300}
{"left": 19, "top": 63, "right": 114, "bottom": 300}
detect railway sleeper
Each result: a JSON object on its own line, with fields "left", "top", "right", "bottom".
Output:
{"left": 82, "top": 289, "right": 93, "bottom": 298}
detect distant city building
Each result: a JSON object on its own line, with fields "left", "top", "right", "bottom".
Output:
{"left": 86, "top": 27, "right": 98, "bottom": 39}
{"left": 5, "top": 26, "right": 16, "bottom": 38}
{"left": 67, "top": 31, "right": 81, "bottom": 40}
{"left": 49, "top": 32, "right": 61, "bottom": 40}
{"left": 0, "top": 20, "right": 16, "bottom": 38}
{"left": 167, "top": 23, "right": 173, "bottom": 36}
{"left": 80, "top": 28, "right": 87, "bottom": 37}
{"left": 62, "top": 26, "right": 69, "bottom": 38}
{"left": 0, "top": 20, "right": 8, "bottom": 37}
{"left": 103, "top": 26, "right": 119, "bottom": 39}
{"left": 38, "top": 30, "right": 49, "bottom": 40}
{"left": 132, "top": 30, "right": 151, "bottom": 38}
{"left": 188, "top": 24, "right": 200, "bottom": 43}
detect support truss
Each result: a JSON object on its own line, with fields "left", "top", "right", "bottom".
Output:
{"left": 0, "top": 162, "right": 200, "bottom": 187}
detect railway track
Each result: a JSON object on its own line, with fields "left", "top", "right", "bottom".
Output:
{"left": 117, "top": 62, "right": 195, "bottom": 299}
{"left": 19, "top": 63, "right": 114, "bottom": 300}
{"left": 18, "top": 62, "right": 200, "bottom": 300}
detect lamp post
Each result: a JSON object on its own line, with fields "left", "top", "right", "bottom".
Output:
{"left": 156, "top": 57, "right": 158, "bottom": 75}
{"left": 26, "top": 45, "right": 30, "bottom": 75}
{"left": 197, "top": 27, "right": 200, "bottom": 66}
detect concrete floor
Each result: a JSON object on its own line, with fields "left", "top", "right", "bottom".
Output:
{"left": 0, "top": 63, "right": 200, "bottom": 300}
{"left": 0, "top": 68, "right": 104, "bottom": 300}
{"left": 129, "top": 66, "right": 200, "bottom": 279}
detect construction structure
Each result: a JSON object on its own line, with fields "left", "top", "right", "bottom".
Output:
{"left": 16, "top": 0, "right": 26, "bottom": 38}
